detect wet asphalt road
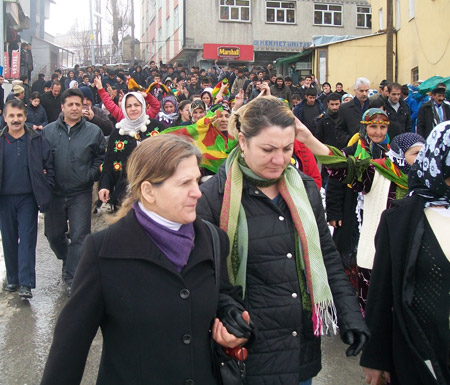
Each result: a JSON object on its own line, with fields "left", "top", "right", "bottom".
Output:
{"left": 0, "top": 211, "right": 366, "bottom": 385}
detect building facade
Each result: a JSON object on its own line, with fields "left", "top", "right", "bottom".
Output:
{"left": 140, "top": 0, "right": 372, "bottom": 69}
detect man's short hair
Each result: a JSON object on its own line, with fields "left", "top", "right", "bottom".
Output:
{"left": 61, "top": 88, "right": 83, "bottom": 105}
{"left": 401, "top": 85, "right": 410, "bottom": 97}
{"left": 304, "top": 75, "right": 312, "bottom": 80}
{"left": 55, "top": 69, "right": 62, "bottom": 74}
{"left": 387, "top": 82, "right": 402, "bottom": 93}
{"left": 306, "top": 88, "right": 317, "bottom": 97}
{"left": 38, "top": 73, "right": 45, "bottom": 80}
{"left": 4, "top": 99, "right": 26, "bottom": 115}
{"left": 52, "top": 81, "right": 62, "bottom": 88}
{"left": 322, "top": 82, "right": 331, "bottom": 88}
{"left": 327, "top": 92, "right": 341, "bottom": 102}
{"left": 336, "top": 82, "right": 343, "bottom": 87}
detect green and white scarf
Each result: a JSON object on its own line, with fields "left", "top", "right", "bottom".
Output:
{"left": 220, "top": 147, "right": 337, "bottom": 336}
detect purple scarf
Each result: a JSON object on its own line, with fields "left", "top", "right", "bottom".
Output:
{"left": 132, "top": 202, "right": 195, "bottom": 272}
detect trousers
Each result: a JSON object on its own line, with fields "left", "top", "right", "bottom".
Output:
{"left": 0, "top": 194, "right": 38, "bottom": 288}
{"left": 44, "top": 191, "right": 92, "bottom": 284}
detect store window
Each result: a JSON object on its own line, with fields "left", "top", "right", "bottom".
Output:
{"left": 357, "top": 6, "right": 371, "bottom": 28}
{"left": 219, "top": 0, "right": 251, "bottom": 22}
{"left": 266, "top": 1, "right": 296, "bottom": 24}
{"left": 314, "top": 3, "right": 343, "bottom": 26}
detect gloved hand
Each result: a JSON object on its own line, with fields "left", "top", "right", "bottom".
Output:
{"left": 342, "top": 330, "right": 369, "bottom": 356}
{"left": 219, "top": 306, "right": 254, "bottom": 339}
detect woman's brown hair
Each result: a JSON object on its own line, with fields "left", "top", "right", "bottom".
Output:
{"left": 113, "top": 134, "right": 201, "bottom": 221}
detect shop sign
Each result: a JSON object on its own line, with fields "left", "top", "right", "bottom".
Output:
{"left": 218, "top": 46, "right": 240, "bottom": 58}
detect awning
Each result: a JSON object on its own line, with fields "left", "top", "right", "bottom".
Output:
{"left": 275, "top": 50, "right": 312, "bottom": 66}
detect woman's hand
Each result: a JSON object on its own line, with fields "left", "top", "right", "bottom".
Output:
{"left": 362, "top": 367, "right": 390, "bottom": 385}
{"left": 98, "top": 188, "right": 110, "bottom": 203}
{"left": 93, "top": 76, "right": 103, "bottom": 90}
{"left": 233, "top": 89, "right": 245, "bottom": 111}
{"left": 295, "top": 117, "right": 330, "bottom": 156}
{"left": 212, "top": 311, "right": 250, "bottom": 349}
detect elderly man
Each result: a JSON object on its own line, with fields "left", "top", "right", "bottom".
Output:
{"left": 335, "top": 77, "right": 370, "bottom": 148}
{"left": 43, "top": 88, "right": 105, "bottom": 296}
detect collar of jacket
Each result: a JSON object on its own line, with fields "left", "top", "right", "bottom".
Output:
{"left": 97, "top": 209, "right": 213, "bottom": 276}
{"left": 0, "top": 124, "right": 38, "bottom": 138}
{"left": 56, "top": 115, "right": 86, "bottom": 132}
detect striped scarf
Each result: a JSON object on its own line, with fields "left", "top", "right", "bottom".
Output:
{"left": 220, "top": 148, "right": 337, "bottom": 336}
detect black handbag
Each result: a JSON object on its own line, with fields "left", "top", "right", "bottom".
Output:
{"left": 203, "top": 220, "right": 246, "bottom": 385}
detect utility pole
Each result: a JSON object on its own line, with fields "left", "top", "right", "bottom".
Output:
{"left": 386, "top": 0, "right": 394, "bottom": 81}
{"left": 89, "top": 0, "right": 96, "bottom": 65}
{"left": 130, "top": 0, "right": 135, "bottom": 62}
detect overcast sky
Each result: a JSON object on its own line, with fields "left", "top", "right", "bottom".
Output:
{"left": 46, "top": 0, "right": 140, "bottom": 38}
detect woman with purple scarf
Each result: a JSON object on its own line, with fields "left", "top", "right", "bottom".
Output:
{"left": 41, "top": 135, "right": 252, "bottom": 385}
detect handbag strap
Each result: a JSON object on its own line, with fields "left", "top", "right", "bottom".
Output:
{"left": 203, "top": 219, "right": 220, "bottom": 292}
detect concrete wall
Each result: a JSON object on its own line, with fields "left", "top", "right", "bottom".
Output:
{"left": 185, "top": 1, "right": 371, "bottom": 49}
{"left": 315, "top": 33, "right": 386, "bottom": 92}
{"left": 369, "top": 0, "right": 449, "bottom": 83}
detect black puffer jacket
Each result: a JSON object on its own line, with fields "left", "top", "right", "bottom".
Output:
{"left": 197, "top": 165, "right": 367, "bottom": 385}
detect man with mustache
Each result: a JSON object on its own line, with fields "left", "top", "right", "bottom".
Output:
{"left": 0, "top": 99, "right": 54, "bottom": 299}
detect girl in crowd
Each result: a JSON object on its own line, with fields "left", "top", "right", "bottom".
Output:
{"left": 41, "top": 135, "right": 251, "bottom": 385}
{"left": 197, "top": 96, "right": 368, "bottom": 385}
{"left": 156, "top": 95, "right": 179, "bottom": 128}
{"left": 201, "top": 88, "right": 214, "bottom": 110}
{"left": 26, "top": 92, "right": 48, "bottom": 130}
{"left": 360, "top": 122, "right": 450, "bottom": 385}
{"left": 175, "top": 100, "right": 191, "bottom": 125}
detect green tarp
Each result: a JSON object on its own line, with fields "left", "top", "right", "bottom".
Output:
{"left": 418, "top": 76, "right": 450, "bottom": 99}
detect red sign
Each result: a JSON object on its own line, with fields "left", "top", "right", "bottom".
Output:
{"left": 3, "top": 52, "right": 10, "bottom": 78}
{"left": 10, "top": 50, "right": 20, "bottom": 79}
{"left": 203, "top": 44, "right": 254, "bottom": 61}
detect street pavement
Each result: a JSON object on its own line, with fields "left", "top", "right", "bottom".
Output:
{"left": 0, "top": 211, "right": 366, "bottom": 385}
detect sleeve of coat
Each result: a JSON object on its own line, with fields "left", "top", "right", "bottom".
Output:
{"left": 416, "top": 105, "right": 426, "bottom": 138}
{"left": 41, "top": 135, "right": 55, "bottom": 189}
{"left": 89, "top": 129, "right": 106, "bottom": 182}
{"left": 40, "top": 235, "right": 105, "bottom": 385}
{"left": 359, "top": 210, "right": 394, "bottom": 372}
{"left": 307, "top": 181, "right": 367, "bottom": 335}
{"left": 91, "top": 108, "right": 113, "bottom": 136}
{"left": 98, "top": 88, "right": 124, "bottom": 122}
{"left": 145, "top": 92, "right": 161, "bottom": 119}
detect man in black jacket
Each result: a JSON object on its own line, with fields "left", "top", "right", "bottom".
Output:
{"left": 40, "top": 81, "right": 62, "bottom": 123}
{"left": 0, "top": 100, "right": 54, "bottom": 299}
{"left": 417, "top": 87, "right": 450, "bottom": 139}
{"left": 384, "top": 82, "right": 411, "bottom": 133}
{"left": 43, "top": 88, "right": 105, "bottom": 296}
{"left": 335, "top": 77, "right": 370, "bottom": 148}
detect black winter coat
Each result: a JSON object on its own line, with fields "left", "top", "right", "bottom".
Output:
{"left": 384, "top": 99, "right": 411, "bottom": 133}
{"left": 26, "top": 104, "right": 48, "bottom": 127}
{"left": 41, "top": 211, "right": 241, "bottom": 385}
{"left": 417, "top": 100, "right": 450, "bottom": 139}
{"left": 40, "top": 91, "right": 62, "bottom": 123}
{"left": 43, "top": 116, "right": 105, "bottom": 197}
{"left": 360, "top": 195, "right": 449, "bottom": 385}
{"left": 0, "top": 125, "right": 54, "bottom": 211}
{"left": 335, "top": 98, "right": 369, "bottom": 149}
{"left": 197, "top": 166, "right": 367, "bottom": 385}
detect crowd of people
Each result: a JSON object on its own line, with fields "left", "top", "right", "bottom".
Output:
{"left": 0, "top": 59, "right": 448, "bottom": 385}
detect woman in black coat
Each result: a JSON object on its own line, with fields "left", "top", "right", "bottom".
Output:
{"left": 197, "top": 96, "right": 369, "bottom": 385}
{"left": 41, "top": 135, "right": 251, "bottom": 385}
{"left": 360, "top": 122, "right": 450, "bottom": 385}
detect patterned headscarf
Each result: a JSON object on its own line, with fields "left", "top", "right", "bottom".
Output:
{"left": 355, "top": 108, "right": 390, "bottom": 160}
{"left": 408, "top": 122, "right": 450, "bottom": 207}
{"left": 387, "top": 133, "right": 425, "bottom": 174}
